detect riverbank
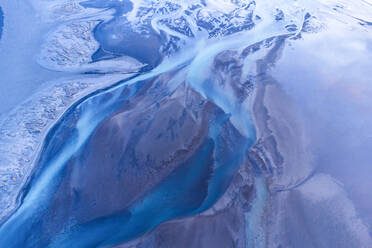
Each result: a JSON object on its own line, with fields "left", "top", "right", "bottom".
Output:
{"left": 0, "top": 0, "right": 144, "bottom": 224}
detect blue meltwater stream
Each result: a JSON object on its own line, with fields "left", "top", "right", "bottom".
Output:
{"left": 0, "top": 34, "right": 264, "bottom": 247}
{"left": 0, "top": 6, "right": 3, "bottom": 40}
{"left": 1, "top": 0, "right": 372, "bottom": 247}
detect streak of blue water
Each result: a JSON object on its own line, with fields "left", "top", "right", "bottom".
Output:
{"left": 0, "top": 34, "right": 257, "bottom": 247}
{"left": 49, "top": 138, "right": 215, "bottom": 247}
{"left": 0, "top": 82, "right": 139, "bottom": 247}
{"left": 0, "top": 6, "right": 3, "bottom": 40}
{"left": 48, "top": 113, "right": 251, "bottom": 247}
{"left": 0, "top": 43, "right": 201, "bottom": 246}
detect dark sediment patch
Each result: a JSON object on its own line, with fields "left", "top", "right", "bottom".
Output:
{"left": 41, "top": 79, "right": 246, "bottom": 246}
{"left": 3, "top": 62, "right": 248, "bottom": 247}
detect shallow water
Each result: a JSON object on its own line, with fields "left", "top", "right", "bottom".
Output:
{"left": 0, "top": 0, "right": 371, "bottom": 247}
{"left": 0, "top": 6, "right": 3, "bottom": 39}
{"left": 0, "top": 29, "right": 257, "bottom": 245}
{"left": 80, "top": 0, "right": 162, "bottom": 67}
